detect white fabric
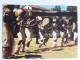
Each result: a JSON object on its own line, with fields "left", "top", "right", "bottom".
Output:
{"left": 68, "top": 33, "right": 71, "bottom": 38}
{"left": 39, "top": 30, "right": 44, "bottom": 40}
{"left": 38, "top": 30, "right": 44, "bottom": 44}
{"left": 36, "top": 16, "right": 42, "bottom": 21}
{"left": 52, "top": 31, "right": 57, "bottom": 47}
{"left": 17, "top": 32, "right": 22, "bottom": 40}
{"left": 25, "top": 46, "right": 28, "bottom": 51}
{"left": 67, "top": 30, "right": 70, "bottom": 38}
{"left": 60, "top": 31, "right": 64, "bottom": 38}
{"left": 13, "top": 8, "right": 18, "bottom": 12}
{"left": 53, "top": 23, "right": 56, "bottom": 26}
{"left": 23, "top": 6, "right": 32, "bottom": 10}
{"left": 74, "top": 32, "right": 77, "bottom": 41}
{"left": 64, "top": 38, "right": 66, "bottom": 41}
{"left": 52, "top": 31, "right": 57, "bottom": 40}
{"left": 62, "top": 24, "right": 65, "bottom": 27}
{"left": 67, "top": 30, "right": 69, "bottom": 34}
{"left": 53, "top": 18, "right": 56, "bottom": 22}
{"left": 72, "top": 22, "right": 76, "bottom": 31}
{"left": 25, "top": 28, "right": 31, "bottom": 41}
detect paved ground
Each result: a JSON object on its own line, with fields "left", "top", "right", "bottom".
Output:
{"left": 11, "top": 38, "right": 77, "bottom": 59}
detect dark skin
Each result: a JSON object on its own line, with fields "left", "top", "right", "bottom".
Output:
{"left": 15, "top": 11, "right": 40, "bottom": 53}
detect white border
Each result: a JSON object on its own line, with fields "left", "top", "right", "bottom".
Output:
{"left": 0, "top": 0, "right": 80, "bottom": 60}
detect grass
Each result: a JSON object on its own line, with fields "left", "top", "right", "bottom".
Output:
{"left": 12, "top": 38, "right": 77, "bottom": 58}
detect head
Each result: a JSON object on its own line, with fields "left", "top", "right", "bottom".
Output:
{"left": 13, "top": 8, "right": 22, "bottom": 17}
{"left": 36, "top": 16, "right": 42, "bottom": 21}
{"left": 23, "top": 6, "right": 32, "bottom": 16}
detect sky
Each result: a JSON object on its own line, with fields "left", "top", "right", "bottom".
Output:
{"left": 40, "top": 5, "right": 67, "bottom": 11}
{"left": 2, "top": 0, "right": 80, "bottom": 11}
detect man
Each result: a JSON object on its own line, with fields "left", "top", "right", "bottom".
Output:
{"left": 13, "top": 6, "right": 40, "bottom": 54}
{"left": 58, "top": 16, "right": 67, "bottom": 47}
{"left": 3, "top": 5, "right": 16, "bottom": 58}
{"left": 52, "top": 16, "right": 58, "bottom": 47}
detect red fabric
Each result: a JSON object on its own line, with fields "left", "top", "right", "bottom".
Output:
{"left": 22, "top": 8, "right": 28, "bottom": 13}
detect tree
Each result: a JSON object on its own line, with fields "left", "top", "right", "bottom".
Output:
{"left": 67, "top": 6, "right": 77, "bottom": 12}
{"left": 52, "top": 6, "right": 61, "bottom": 11}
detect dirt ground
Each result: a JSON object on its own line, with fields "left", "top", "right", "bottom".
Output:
{"left": 11, "top": 38, "right": 77, "bottom": 59}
